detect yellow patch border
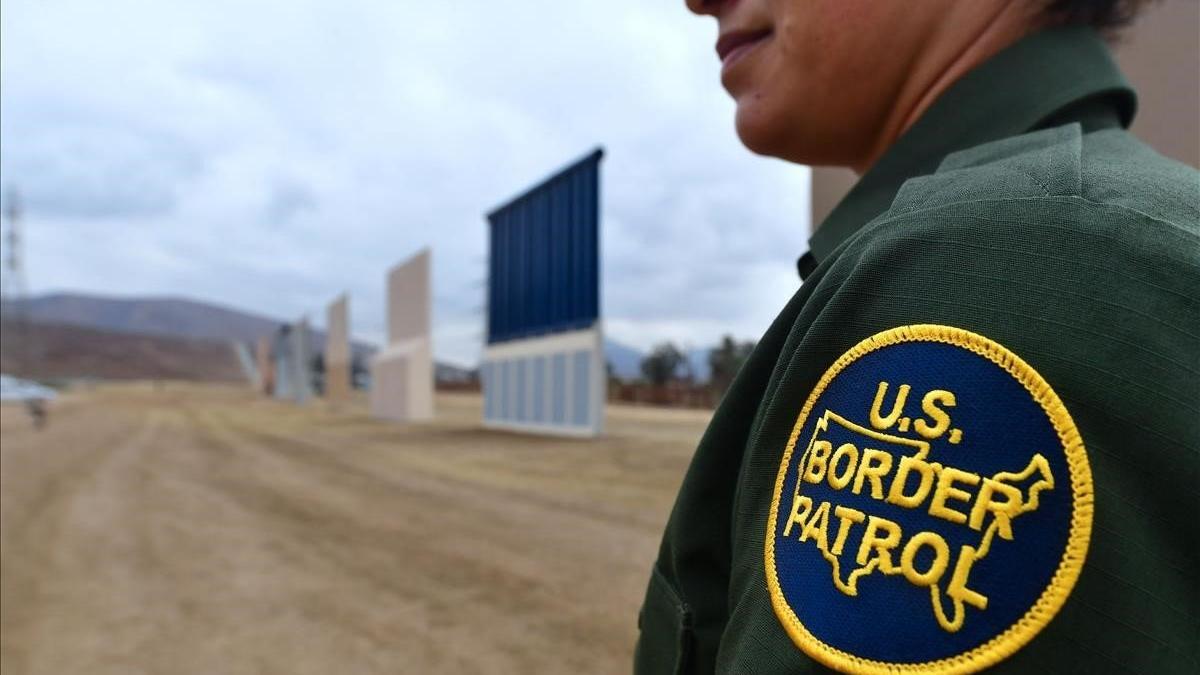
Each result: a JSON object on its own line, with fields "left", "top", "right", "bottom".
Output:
{"left": 764, "top": 324, "right": 1093, "bottom": 675}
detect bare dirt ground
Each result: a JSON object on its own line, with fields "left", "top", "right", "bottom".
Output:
{"left": 1, "top": 384, "right": 709, "bottom": 674}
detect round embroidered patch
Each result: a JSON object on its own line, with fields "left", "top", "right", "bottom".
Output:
{"left": 764, "top": 325, "right": 1092, "bottom": 674}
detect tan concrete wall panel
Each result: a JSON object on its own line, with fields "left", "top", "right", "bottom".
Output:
{"left": 256, "top": 335, "right": 274, "bottom": 395}
{"left": 326, "top": 361, "right": 352, "bottom": 402}
{"left": 369, "top": 345, "right": 432, "bottom": 423}
{"left": 325, "top": 294, "right": 351, "bottom": 401}
{"left": 370, "top": 356, "right": 405, "bottom": 421}
{"left": 371, "top": 248, "right": 433, "bottom": 423}
{"left": 326, "top": 294, "right": 351, "bottom": 365}
{"left": 387, "top": 249, "right": 431, "bottom": 344}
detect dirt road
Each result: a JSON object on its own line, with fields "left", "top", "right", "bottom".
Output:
{"left": 1, "top": 384, "right": 709, "bottom": 674}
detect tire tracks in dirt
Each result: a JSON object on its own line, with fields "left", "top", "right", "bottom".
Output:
{"left": 1, "top": 408, "right": 166, "bottom": 674}
{"left": 189, "top": 403, "right": 655, "bottom": 673}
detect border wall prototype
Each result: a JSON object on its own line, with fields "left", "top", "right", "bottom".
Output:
{"left": 481, "top": 148, "right": 605, "bottom": 437}
{"left": 233, "top": 341, "right": 259, "bottom": 387}
{"left": 325, "top": 294, "right": 352, "bottom": 402}
{"left": 272, "top": 325, "right": 293, "bottom": 400}
{"left": 256, "top": 335, "right": 274, "bottom": 394}
{"left": 369, "top": 249, "right": 433, "bottom": 422}
{"left": 273, "top": 319, "right": 314, "bottom": 403}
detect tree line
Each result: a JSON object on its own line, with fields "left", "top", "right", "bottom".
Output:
{"left": 632, "top": 335, "right": 756, "bottom": 396}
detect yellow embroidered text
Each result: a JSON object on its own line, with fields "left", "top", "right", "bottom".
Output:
{"left": 780, "top": 384, "right": 1054, "bottom": 633}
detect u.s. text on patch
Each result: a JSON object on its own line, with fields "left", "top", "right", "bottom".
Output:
{"left": 764, "top": 325, "right": 1093, "bottom": 674}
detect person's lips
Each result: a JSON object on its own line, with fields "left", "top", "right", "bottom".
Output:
{"left": 716, "top": 28, "right": 772, "bottom": 70}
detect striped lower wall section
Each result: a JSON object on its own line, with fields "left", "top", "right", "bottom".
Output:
{"left": 481, "top": 325, "right": 604, "bottom": 437}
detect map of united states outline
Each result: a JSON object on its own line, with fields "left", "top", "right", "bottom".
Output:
{"left": 780, "top": 407, "right": 1055, "bottom": 633}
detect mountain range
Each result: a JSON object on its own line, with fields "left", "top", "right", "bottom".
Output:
{"left": 4, "top": 292, "right": 709, "bottom": 380}
{"left": 1, "top": 317, "right": 246, "bottom": 383}
{"left": 5, "top": 293, "right": 376, "bottom": 357}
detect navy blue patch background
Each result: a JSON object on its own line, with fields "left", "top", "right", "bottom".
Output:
{"left": 772, "top": 340, "right": 1073, "bottom": 664}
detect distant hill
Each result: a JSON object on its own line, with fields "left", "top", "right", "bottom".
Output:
{"left": 1, "top": 318, "right": 245, "bottom": 382}
{"left": 10, "top": 293, "right": 281, "bottom": 343}
{"left": 5, "top": 292, "right": 723, "bottom": 382}
{"left": 603, "top": 339, "right": 644, "bottom": 380}
{"left": 4, "top": 292, "right": 375, "bottom": 356}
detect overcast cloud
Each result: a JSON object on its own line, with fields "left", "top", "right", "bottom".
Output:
{"left": 0, "top": 0, "right": 811, "bottom": 365}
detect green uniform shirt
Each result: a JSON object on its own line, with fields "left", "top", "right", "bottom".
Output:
{"left": 635, "top": 27, "right": 1199, "bottom": 675}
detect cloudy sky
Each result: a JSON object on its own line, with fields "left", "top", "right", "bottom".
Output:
{"left": 0, "top": 0, "right": 812, "bottom": 365}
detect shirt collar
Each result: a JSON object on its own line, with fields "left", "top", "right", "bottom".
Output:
{"left": 802, "top": 26, "right": 1136, "bottom": 274}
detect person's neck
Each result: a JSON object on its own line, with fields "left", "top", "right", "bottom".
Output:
{"left": 851, "top": 4, "right": 1044, "bottom": 175}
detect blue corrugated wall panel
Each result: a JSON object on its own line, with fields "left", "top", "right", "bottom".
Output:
{"left": 481, "top": 362, "right": 494, "bottom": 420}
{"left": 500, "top": 360, "right": 512, "bottom": 420}
{"left": 572, "top": 350, "right": 590, "bottom": 426}
{"left": 532, "top": 356, "right": 546, "bottom": 424}
{"left": 487, "top": 148, "right": 603, "bottom": 344}
{"left": 515, "top": 358, "right": 528, "bottom": 422}
{"left": 551, "top": 353, "right": 567, "bottom": 424}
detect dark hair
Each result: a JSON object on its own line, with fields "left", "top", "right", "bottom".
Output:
{"left": 1043, "top": 0, "right": 1157, "bottom": 34}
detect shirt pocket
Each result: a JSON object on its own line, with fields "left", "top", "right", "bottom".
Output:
{"left": 634, "top": 566, "right": 694, "bottom": 674}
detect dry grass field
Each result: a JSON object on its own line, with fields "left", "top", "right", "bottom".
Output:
{"left": 1, "top": 384, "right": 710, "bottom": 674}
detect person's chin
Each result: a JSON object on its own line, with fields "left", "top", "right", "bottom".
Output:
{"left": 734, "top": 98, "right": 788, "bottom": 158}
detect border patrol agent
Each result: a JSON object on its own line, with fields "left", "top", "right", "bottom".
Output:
{"left": 635, "top": 1, "right": 1199, "bottom": 673}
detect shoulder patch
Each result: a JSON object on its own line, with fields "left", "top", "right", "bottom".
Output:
{"left": 765, "top": 325, "right": 1092, "bottom": 674}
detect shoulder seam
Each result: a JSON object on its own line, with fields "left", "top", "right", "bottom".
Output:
{"left": 869, "top": 194, "right": 1200, "bottom": 241}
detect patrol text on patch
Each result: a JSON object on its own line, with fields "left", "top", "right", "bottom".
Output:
{"left": 764, "top": 325, "right": 1093, "bottom": 675}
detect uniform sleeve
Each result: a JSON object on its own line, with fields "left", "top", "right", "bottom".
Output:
{"left": 714, "top": 198, "right": 1199, "bottom": 673}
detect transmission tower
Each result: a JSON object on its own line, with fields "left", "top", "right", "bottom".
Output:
{"left": 2, "top": 187, "right": 32, "bottom": 377}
